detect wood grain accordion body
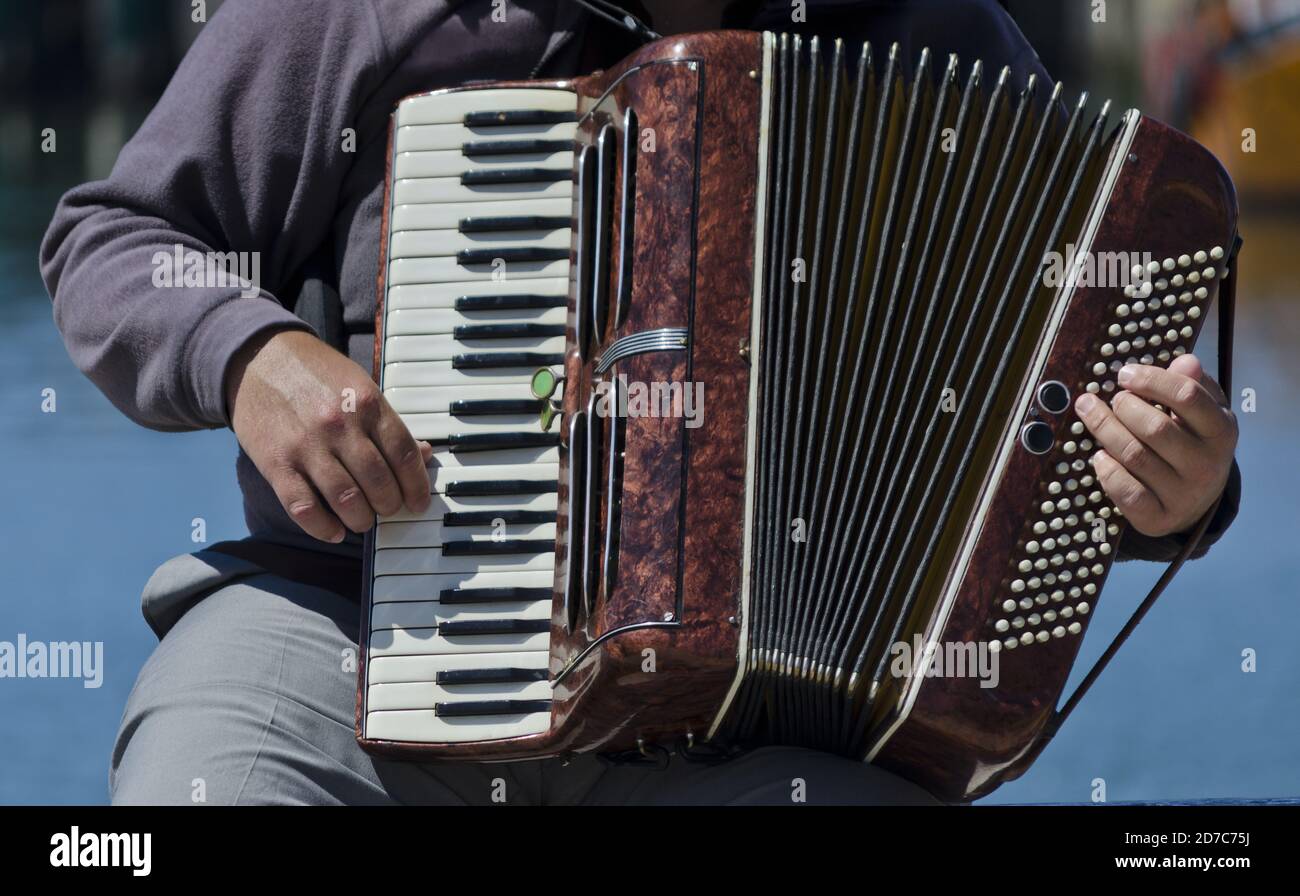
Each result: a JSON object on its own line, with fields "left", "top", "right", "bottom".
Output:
{"left": 359, "top": 30, "right": 1239, "bottom": 801}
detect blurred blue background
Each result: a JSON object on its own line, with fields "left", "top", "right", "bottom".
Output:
{"left": 1, "top": 0, "right": 1297, "bottom": 804}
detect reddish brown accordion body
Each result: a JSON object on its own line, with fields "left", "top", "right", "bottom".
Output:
{"left": 359, "top": 30, "right": 1238, "bottom": 801}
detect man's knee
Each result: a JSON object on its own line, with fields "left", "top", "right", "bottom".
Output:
{"left": 112, "top": 681, "right": 289, "bottom": 805}
{"left": 110, "top": 577, "right": 385, "bottom": 805}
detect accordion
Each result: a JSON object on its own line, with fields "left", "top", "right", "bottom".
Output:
{"left": 358, "top": 29, "right": 1238, "bottom": 801}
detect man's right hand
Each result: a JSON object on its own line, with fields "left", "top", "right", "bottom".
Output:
{"left": 224, "top": 330, "right": 432, "bottom": 543}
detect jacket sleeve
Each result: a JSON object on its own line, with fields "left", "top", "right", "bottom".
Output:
{"left": 39, "top": 0, "right": 393, "bottom": 430}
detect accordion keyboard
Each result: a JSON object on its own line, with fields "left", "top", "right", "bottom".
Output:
{"left": 364, "top": 88, "right": 578, "bottom": 744}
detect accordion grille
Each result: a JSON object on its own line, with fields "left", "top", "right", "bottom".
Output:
{"left": 725, "top": 34, "right": 1116, "bottom": 755}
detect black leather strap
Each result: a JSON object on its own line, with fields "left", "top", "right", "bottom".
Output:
{"left": 561, "top": 0, "right": 661, "bottom": 42}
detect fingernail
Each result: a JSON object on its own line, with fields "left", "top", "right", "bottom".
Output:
{"left": 1075, "top": 393, "right": 1097, "bottom": 414}
{"left": 1117, "top": 365, "right": 1135, "bottom": 386}
{"left": 330, "top": 530, "right": 345, "bottom": 544}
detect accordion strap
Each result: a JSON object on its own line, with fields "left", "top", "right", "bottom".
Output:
{"left": 1030, "top": 234, "right": 1241, "bottom": 758}
{"left": 562, "top": 0, "right": 661, "bottom": 42}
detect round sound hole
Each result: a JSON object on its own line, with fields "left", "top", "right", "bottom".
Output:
{"left": 1037, "top": 380, "right": 1071, "bottom": 414}
{"left": 1020, "top": 421, "right": 1055, "bottom": 455}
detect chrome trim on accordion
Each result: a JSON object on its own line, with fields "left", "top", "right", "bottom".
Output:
{"left": 593, "top": 327, "right": 690, "bottom": 373}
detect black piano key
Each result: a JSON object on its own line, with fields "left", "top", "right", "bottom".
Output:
{"left": 460, "top": 168, "right": 571, "bottom": 186}
{"left": 442, "top": 539, "right": 555, "bottom": 557}
{"left": 455, "top": 293, "right": 568, "bottom": 311}
{"left": 438, "top": 618, "right": 551, "bottom": 636}
{"left": 439, "top": 586, "right": 552, "bottom": 603}
{"left": 458, "top": 215, "right": 571, "bottom": 233}
{"left": 442, "top": 509, "right": 557, "bottom": 526}
{"left": 461, "top": 138, "right": 573, "bottom": 157}
{"left": 449, "top": 398, "right": 545, "bottom": 416}
{"left": 453, "top": 323, "right": 566, "bottom": 340}
{"left": 434, "top": 699, "right": 553, "bottom": 717}
{"left": 448, "top": 432, "right": 561, "bottom": 453}
{"left": 464, "top": 110, "right": 577, "bottom": 126}
{"left": 445, "top": 479, "right": 557, "bottom": 497}
{"left": 456, "top": 247, "right": 570, "bottom": 265}
{"left": 452, "top": 352, "right": 564, "bottom": 369}
{"left": 435, "top": 667, "right": 549, "bottom": 685}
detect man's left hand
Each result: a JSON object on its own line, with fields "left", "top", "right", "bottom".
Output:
{"left": 1073, "top": 353, "right": 1237, "bottom": 538}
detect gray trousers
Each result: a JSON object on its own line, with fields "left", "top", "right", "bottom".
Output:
{"left": 110, "top": 544, "right": 939, "bottom": 805}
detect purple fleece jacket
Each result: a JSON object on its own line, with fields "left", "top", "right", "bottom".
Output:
{"left": 40, "top": 0, "right": 1238, "bottom": 559}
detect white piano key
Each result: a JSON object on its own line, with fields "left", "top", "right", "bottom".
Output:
{"left": 373, "top": 547, "right": 554, "bottom": 577}
{"left": 395, "top": 121, "right": 578, "bottom": 153}
{"left": 394, "top": 149, "right": 573, "bottom": 179}
{"left": 387, "top": 384, "right": 546, "bottom": 418}
{"left": 383, "top": 491, "right": 556, "bottom": 525}
{"left": 386, "top": 277, "right": 569, "bottom": 310}
{"left": 367, "top": 678, "right": 552, "bottom": 711}
{"left": 367, "top": 650, "right": 550, "bottom": 684}
{"left": 403, "top": 412, "right": 552, "bottom": 442}
{"left": 365, "top": 707, "right": 550, "bottom": 743}
{"left": 419, "top": 445, "right": 561, "bottom": 468}
{"left": 384, "top": 333, "right": 565, "bottom": 363}
{"left": 383, "top": 361, "right": 537, "bottom": 388}
{"left": 426, "top": 461, "right": 560, "bottom": 491}
{"left": 395, "top": 88, "right": 576, "bottom": 127}
{"left": 368, "top": 624, "right": 551, "bottom": 656}
{"left": 385, "top": 491, "right": 558, "bottom": 526}
{"left": 372, "top": 569, "right": 555, "bottom": 604}
{"left": 385, "top": 305, "right": 566, "bottom": 338}
{"left": 378, "top": 460, "right": 560, "bottom": 521}
{"left": 385, "top": 382, "right": 539, "bottom": 412}
{"left": 383, "top": 315, "right": 565, "bottom": 343}
{"left": 392, "top": 176, "right": 573, "bottom": 206}
{"left": 392, "top": 198, "right": 573, "bottom": 233}
{"left": 388, "top": 255, "right": 569, "bottom": 286}
{"left": 370, "top": 597, "right": 552, "bottom": 630}
{"left": 376, "top": 520, "right": 556, "bottom": 550}
{"left": 388, "top": 228, "right": 572, "bottom": 260}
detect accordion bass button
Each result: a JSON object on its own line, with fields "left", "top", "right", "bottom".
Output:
{"left": 1036, "top": 380, "right": 1071, "bottom": 415}
{"left": 1019, "top": 421, "right": 1055, "bottom": 455}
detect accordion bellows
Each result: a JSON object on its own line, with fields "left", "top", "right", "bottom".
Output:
{"left": 359, "top": 30, "right": 1237, "bottom": 801}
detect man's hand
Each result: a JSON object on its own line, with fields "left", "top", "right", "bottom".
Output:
{"left": 225, "top": 330, "right": 432, "bottom": 542}
{"left": 1074, "top": 353, "right": 1237, "bottom": 538}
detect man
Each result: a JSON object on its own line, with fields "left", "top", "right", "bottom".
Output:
{"left": 41, "top": 0, "right": 1240, "bottom": 805}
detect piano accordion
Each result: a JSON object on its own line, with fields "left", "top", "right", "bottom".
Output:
{"left": 358, "top": 30, "right": 1239, "bottom": 801}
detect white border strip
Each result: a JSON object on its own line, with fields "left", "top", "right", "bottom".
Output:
{"left": 708, "top": 32, "right": 776, "bottom": 739}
